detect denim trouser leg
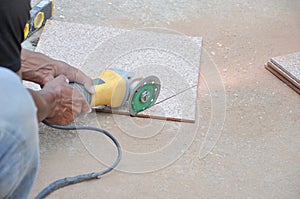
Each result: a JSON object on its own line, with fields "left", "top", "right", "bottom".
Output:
{"left": 0, "top": 67, "right": 39, "bottom": 199}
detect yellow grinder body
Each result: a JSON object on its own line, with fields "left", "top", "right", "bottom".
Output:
{"left": 91, "top": 69, "right": 128, "bottom": 107}
{"left": 70, "top": 68, "right": 161, "bottom": 116}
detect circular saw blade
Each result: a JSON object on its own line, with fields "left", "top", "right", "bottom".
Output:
{"left": 129, "top": 75, "right": 161, "bottom": 116}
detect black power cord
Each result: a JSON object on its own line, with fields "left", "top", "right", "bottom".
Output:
{"left": 35, "top": 120, "right": 122, "bottom": 199}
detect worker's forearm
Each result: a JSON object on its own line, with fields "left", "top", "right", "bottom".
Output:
{"left": 21, "top": 48, "right": 55, "bottom": 68}
{"left": 21, "top": 48, "right": 95, "bottom": 94}
{"left": 21, "top": 48, "right": 58, "bottom": 85}
{"left": 27, "top": 89, "right": 55, "bottom": 122}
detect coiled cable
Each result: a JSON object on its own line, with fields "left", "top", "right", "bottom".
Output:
{"left": 35, "top": 120, "right": 122, "bottom": 199}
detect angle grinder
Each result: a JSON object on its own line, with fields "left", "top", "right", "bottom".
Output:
{"left": 38, "top": 68, "right": 160, "bottom": 198}
{"left": 71, "top": 68, "right": 161, "bottom": 116}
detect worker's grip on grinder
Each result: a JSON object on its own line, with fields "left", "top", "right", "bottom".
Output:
{"left": 69, "top": 78, "right": 104, "bottom": 106}
{"left": 69, "top": 68, "right": 161, "bottom": 116}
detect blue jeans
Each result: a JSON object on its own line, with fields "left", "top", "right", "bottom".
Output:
{"left": 0, "top": 67, "right": 39, "bottom": 199}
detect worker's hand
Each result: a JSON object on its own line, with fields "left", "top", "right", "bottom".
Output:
{"left": 21, "top": 49, "right": 95, "bottom": 94}
{"left": 44, "top": 60, "right": 96, "bottom": 94}
{"left": 41, "top": 75, "right": 90, "bottom": 125}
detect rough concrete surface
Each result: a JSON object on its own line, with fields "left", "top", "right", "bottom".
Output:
{"left": 24, "top": 0, "right": 300, "bottom": 198}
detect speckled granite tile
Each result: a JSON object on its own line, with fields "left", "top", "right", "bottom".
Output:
{"left": 33, "top": 20, "right": 202, "bottom": 122}
{"left": 271, "top": 52, "right": 300, "bottom": 83}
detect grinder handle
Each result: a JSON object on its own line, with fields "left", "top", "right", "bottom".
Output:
{"left": 69, "top": 78, "right": 105, "bottom": 106}
{"left": 69, "top": 82, "right": 92, "bottom": 105}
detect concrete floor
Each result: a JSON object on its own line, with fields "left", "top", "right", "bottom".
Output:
{"left": 28, "top": 0, "right": 300, "bottom": 198}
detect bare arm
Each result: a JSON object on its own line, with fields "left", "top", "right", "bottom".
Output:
{"left": 27, "top": 88, "right": 55, "bottom": 122}
{"left": 21, "top": 48, "right": 58, "bottom": 85}
{"left": 26, "top": 74, "right": 90, "bottom": 125}
{"left": 21, "top": 49, "right": 94, "bottom": 125}
{"left": 21, "top": 48, "right": 95, "bottom": 93}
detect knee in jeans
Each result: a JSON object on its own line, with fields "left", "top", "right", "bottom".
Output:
{"left": 0, "top": 67, "right": 38, "bottom": 142}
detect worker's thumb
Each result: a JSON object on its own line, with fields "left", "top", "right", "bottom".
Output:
{"left": 83, "top": 81, "right": 96, "bottom": 94}
{"left": 55, "top": 74, "right": 69, "bottom": 84}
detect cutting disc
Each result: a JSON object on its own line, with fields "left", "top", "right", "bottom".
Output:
{"left": 129, "top": 75, "right": 161, "bottom": 116}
